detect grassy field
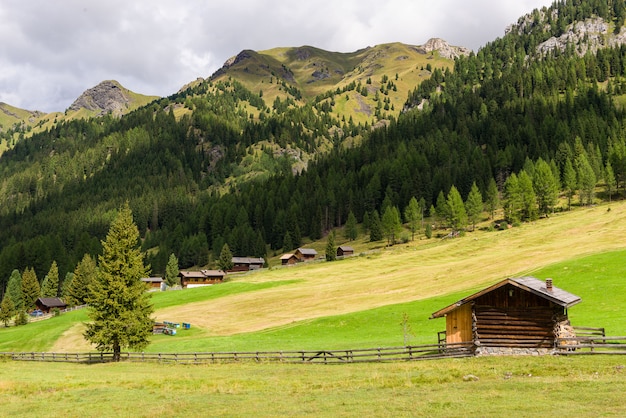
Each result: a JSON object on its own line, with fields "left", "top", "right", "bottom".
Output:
{"left": 1, "top": 356, "right": 625, "bottom": 417}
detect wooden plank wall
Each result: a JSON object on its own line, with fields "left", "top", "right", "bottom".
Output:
{"left": 474, "top": 305, "right": 556, "bottom": 347}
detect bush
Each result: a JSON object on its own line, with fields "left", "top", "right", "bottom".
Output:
{"left": 15, "top": 311, "right": 29, "bottom": 326}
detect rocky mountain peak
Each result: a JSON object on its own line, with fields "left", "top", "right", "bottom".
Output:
{"left": 68, "top": 80, "right": 132, "bottom": 116}
{"left": 423, "top": 38, "right": 471, "bottom": 59}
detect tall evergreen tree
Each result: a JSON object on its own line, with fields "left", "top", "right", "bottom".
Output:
{"left": 577, "top": 154, "right": 597, "bottom": 206}
{"left": 404, "top": 197, "right": 420, "bottom": 241}
{"left": 485, "top": 178, "right": 500, "bottom": 220}
{"left": 518, "top": 170, "right": 538, "bottom": 221}
{"left": 465, "top": 182, "right": 483, "bottom": 231}
{"left": 165, "top": 253, "right": 180, "bottom": 287}
{"left": 369, "top": 210, "right": 383, "bottom": 242}
{"left": 344, "top": 211, "right": 358, "bottom": 241}
{"left": 446, "top": 186, "right": 467, "bottom": 232}
{"left": 563, "top": 158, "right": 577, "bottom": 210}
{"left": 605, "top": 160, "right": 616, "bottom": 204}
{"left": 0, "top": 294, "right": 15, "bottom": 327}
{"left": 382, "top": 206, "right": 402, "bottom": 245}
{"left": 6, "top": 270, "right": 23, "bottom": 313}
{"left": 40, "top": 260, "right": 60, "bottom": 298}
{"left": 21, "top": 267, "right": 40, "bottom": 311}
{"left": 68, "top": 254, "right": 97, "bottom": 306}
{"left": 504, "top": 173, "right": 521, "bottom": 223}
{"left": 84, "top": 203, "right": 153, "bottom": 362}
{"left": 533, "top": 159, "right": 559, "bottom": 217}
{"left": 217, "top": 243, "right": 234, "bottom": 271}
{"left": 325, "top": 231, "right": 337, "bottom": 262}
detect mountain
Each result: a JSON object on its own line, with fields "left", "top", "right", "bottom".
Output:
{"left": 208, "top": 40, "right": 468, "bottom": 125}
{"left": 66, "top": 80, "right": 159, "bottom": 118}
{"left": 1, "top": 0, "right": 626, "bottom": 294}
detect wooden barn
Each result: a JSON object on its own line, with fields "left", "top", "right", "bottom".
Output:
{"left": 336, "top": 245, "right": 354, "bottom": 257}
{"left": 430, "top": 277, "right": 581, "bottom": 351}
{"left": 141, "top": 277, "right": 165, "bottom": 290}
{"left": 230, "top": 257, "right": 265, "bottom": 272}
{"left": 280, "top": 253, "right": 298, "bottom": 265}
{"left": 295, "top": 248, "right": 317, "bottom": 262}
{"left": 178, "top": 270, "right": 226, "bottom": 288}
{"left": 35, "top": 297, "right": 67, "bottom": 314}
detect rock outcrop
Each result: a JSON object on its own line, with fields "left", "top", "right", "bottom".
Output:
{"left": 422, "top": 38, "right": 471, "bottom": 59}
{"left": 68, "top": 80, "right": 132, "bottom": 116}
{"left": 536, "top": 17, "right": 626, "bottom": 56}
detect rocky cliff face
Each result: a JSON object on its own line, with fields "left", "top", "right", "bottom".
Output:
{"left": 422, "top": 38, "right": 471, "bottom": 59}
{"left": 68, "top": 80, "right": 132, "bottom": 116}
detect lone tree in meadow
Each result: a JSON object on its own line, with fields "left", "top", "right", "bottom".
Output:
{"left": 84, "top": 203, "right": 153, "bottom": 362}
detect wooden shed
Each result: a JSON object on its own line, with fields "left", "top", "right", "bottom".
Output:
{"left": 430, "top": 277, "right": 581, "bottom": 351}
{"left": 336, "top": 245, "right": 354, "bottom": 257}
{"left": 35, "top": 297, "right": 67, "bottom": 314}
{"left": 230, "top": 257, "right": 265, "bottom": 272}
{"left": 280, "top": 253, "right": 298, "bottom": 265}
{"left": 179, "top": 270, "right": 226, "bottom": 288}
{"left": 141, "top": 277, "right": 165, "bottom": 290}
{"left": 295, "top": 248, "right": 317, "bottom": 262}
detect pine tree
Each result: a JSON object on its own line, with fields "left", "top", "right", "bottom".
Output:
{"left": 533, "top": 159, "right": 559, "bottom": 217}
{"left": 68, "top": 254, "right": 97, "bottom": 306}
{"left": 40, "top": 260, "right": 60, "bottom": 298}
{"left": 382, "top": 206, "right": 402, "bottom": 246}
{"left": 446, "top": 186, "right": 467, "bottom": 232}
{"left": 465, "top": 182, "right": 483, "bottom": 231}
{"left": 0, "top": 294, "right": 15, "bottom": 327}
{"left": 404, "top": 197, "right": 420, "bottom": 241}
{"left": 325, "top": 231, "right": 337, "bottom": 262}
{"left": 21, "top": 267, "right": 40, "bottom": 311}
{"left": 165, "top": 253, "right": 180, "bottom": 287}
{"left": 217, "top": 243, "right": 234, "bottom": 271}
{"left": 605, "top": 160, "right": 616, "bottom": 204}
{"left": 369, "top": 210, "right": 383, "bottom": 242}
{"left": 84, "top": 203, "right": 153, "bottom": 361}
{"left": 485, "top": 178, "right": 500, "bottom": 220}
{"left": 563, "top": 158, "right": 577, "bottom": 211}
{"left": 6, "top": 270, "right": 23, "bottom": 313}
{"left": 344, "top": 211, "right": 358, "bottom": 241}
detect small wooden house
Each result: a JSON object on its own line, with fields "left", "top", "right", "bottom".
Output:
{"left": 336, "top": 245, "right": 354, "bottom": 257}
{"left": 280, "top": 253, "right": 298, "bottom": 265}
{"left": 230, "top": 257, "right": 265, "bottom": 272}
{"left": 430, "top": 277, "right": 581, "bottom": 351}
{"left": 35, "top": 297, "right": 67, "bottom": 314}
{"left": 295, "top": 248, "right": 317, "bottom": 262}
{"left": 179, "top": 270, "right": 226, "bottom": 288}
{"left": 141, "top": 277, "right": 165, "bottom": 290}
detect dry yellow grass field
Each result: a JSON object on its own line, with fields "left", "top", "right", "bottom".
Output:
{"left": 156, "top": 202, "right": 626, "bottom": 334}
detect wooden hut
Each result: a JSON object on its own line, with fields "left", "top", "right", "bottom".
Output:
{"left": 295, "top": 248, "right": 317, "bottom": 262}
{"left": 141, "top": 277, "right": 165, "bottom": 290}
{"left": 230, "top": 257, "right": 265, "bottom": 272}
{"left": 336, "top": 245, "right": 354, "bottom": 257}
{"left": 280, "top": 253, "right": 298, "bottom": 265}
{"left": 35, "top": 297, "right": 67, "bottom": 314}
{"left": 430, "top": 277, "right": 581, "bottom": 352}
{"left": 178, "top": 270, "right": 226, "bottom": 288}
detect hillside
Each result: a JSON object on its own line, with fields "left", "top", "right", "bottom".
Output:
{"left": 2, "top": 0, "right": 626, "bottom": 298}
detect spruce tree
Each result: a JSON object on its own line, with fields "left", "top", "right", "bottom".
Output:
{"left": 404, "top": 197, "right": 420, "bottom": 241}
{"left": 40, "top": 261, "right": 60, "bottom": 298}
{"left": 84, "top": 203, "right": 153, "bottom": 361}
{"left": 485, "top": 178, "right": 500, "bottom": 220}
{"left": 563, "top": 158, "right": 577, "bottom": 211}
{"left": 446, "top": 186, "right": 467, "bottom": 232}
{"left": 0, "top": 294, "right": 15, "bottom": 327}
{"left": 165, "top": 253, "right": 180, "bottom": 287}
{"left": 344, "top": 211, "right": 358, "bottom": 241}
{"left": 217, "top": 243, "right": 234, "bottom": 271}
{"left": 68, "top": 254, "right": 97, "bottom": 306}
{"left": 6, "top": 270, "right": 23, "bottom": 313}
{"left": 325, "top": 231, "right": 337, "bottom": 262}
{"left": 369, "top": 210, "right": 383, "bottom": 242}
{"left": 21, "top": 267, "right": 40, "bottom": 311}
{"left": 465, "top": 182, "right": 483, "bottom": 231}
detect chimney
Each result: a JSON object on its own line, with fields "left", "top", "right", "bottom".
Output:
{"left": 546, "top": 278, "right": 553, "bottom": 292}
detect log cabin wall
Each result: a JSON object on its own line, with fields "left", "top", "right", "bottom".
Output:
{"left": 473, "top": 284, "right": 565, "bottom": 348}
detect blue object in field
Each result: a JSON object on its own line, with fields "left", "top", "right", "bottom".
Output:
{"left": 183, "top": 322, "right": 191, "bottom": 329}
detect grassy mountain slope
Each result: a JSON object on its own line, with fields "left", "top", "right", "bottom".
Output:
{"left": 210, "top": 41, "right": 463, "bottom": 125}
{"left": 4, "top": 199, "right": 625, "bottom": 353}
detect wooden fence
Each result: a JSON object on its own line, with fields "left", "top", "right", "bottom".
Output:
{"left": 1, "top": 342, "right": 474, "bottom": 365}
{"left": 556, "top": 336, "right": 626, "bottom": 355}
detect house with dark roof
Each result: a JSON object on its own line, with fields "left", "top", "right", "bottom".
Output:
{"left": 336, "top": 245, "right": 354, "bottom": 257}
{"left": 178, "top": 270, "right": 226, "bottom": 288}
{"left": 280, "top": 253, "right": 298, "bottom": 265}
{"left": 294, "top": 248, "right": 318, "bottom": 262}
{"left": 35, "top": 297, "right": 67, "bottom": 314}
{"left": 430, "top": 277, "right": 581, "bottom": 352}
{"left": 230, "top": 257, "right": 265, "bottom": 272}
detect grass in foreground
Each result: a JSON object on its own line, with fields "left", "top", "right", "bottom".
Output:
{"left": 1, "top": 356, "right": 625, "bottom": 417}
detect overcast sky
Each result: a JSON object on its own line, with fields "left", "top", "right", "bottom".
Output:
{"left": 0, "top": 0, "right": 554, "bottom": 113}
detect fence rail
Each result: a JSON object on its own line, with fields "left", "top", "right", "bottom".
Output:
{"left": 556, "top": 336, "right": 626, "bottom": 354}
{"left": 1, "top": 342, "right": 473, "bottom": 365}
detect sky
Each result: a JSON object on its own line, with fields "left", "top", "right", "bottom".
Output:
{"left": 0, "top": 0, "right": 554, "bottom": 113}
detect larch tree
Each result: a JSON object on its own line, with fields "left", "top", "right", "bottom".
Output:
{"left": 0, "top": 294, "right": 15, "bottom": 327}
{"left": 165, "top": 253, "right": 180, "bottom": 287}
{"left": 605, "top": 160, "right": 617, "bottom": 204}
{"left": 446, "top": 186, "right": 467, "bottom": 232}
{"left": 68, "top": 254, "right": 98, "bottom": 306}
{"left": 465, "top": 182, "right": 483, "bottom": 231}
{"left": 404, "top": 197, "right": 420, "bottom": 241}
{"left": 217, "top": 243, "right": 234, "bottom": 272}
{"left": 40, "top": 260, "right": 60, "bottom": 298}
{"left": 21, "top": 267, "right": 40, "bottom": 311}
{"left": 84, "top": 203, "right": 153, "bottom": 362}
{"left": 485, "top": 177, "right": 500, "bottom": 220}
{"left": 344, "top": 211, "right": 358, "bottom": 241}
{"left": 563, "top": 158, "right": 577, "bottom": 211}
{"left": 6, "top": 270, "right": 23, "bottom": 313}
{"left": 533, "top": 159, "right": 559, "bottom": 217}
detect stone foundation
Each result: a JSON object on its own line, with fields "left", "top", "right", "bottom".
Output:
{"left": 474, "top": 346, "right": 555, "bottom": 356}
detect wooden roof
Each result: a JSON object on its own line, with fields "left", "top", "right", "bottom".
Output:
{"left": 232, "top": 257, "right": 265, "bottom": 264}
{"left": 280, "top": 253, "right": 296, "bottom": 260}
{"left": 141, "top": 277, "right": 164, "bottom": 283}
{"left": 179, "top": 270, "right": 225, "bottom": 278}
{"left": 337, "top": 245, "right": 354, "bottom": 251}
{"left": 36, "top": 297, "right": 67, "bottom": 308}
{"left": 430, "top": 277, "right": 581, "bottom": 319}
{"left": 296, "top": 248, "right": 318, "bottom": 255}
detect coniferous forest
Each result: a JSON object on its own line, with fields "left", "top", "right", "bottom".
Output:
{"left": 2, "top": 0, "right": 626, "bottom": 297}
